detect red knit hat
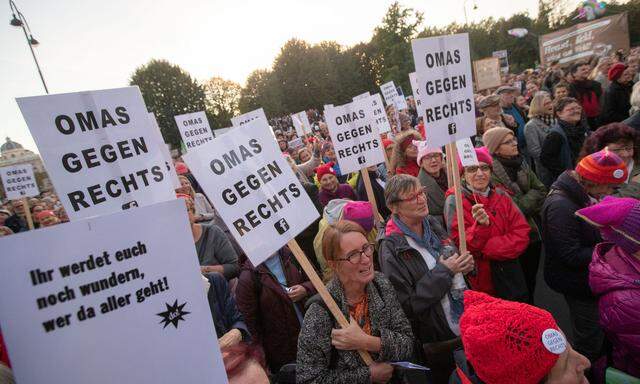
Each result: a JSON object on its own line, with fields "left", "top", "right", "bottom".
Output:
{"left": 315, "top": 162, "right": 336, "bottom": 181}
{"left": 175, "top": 162, "right": 189, "bottom": 175}
{"left": 460, "top": 291, "right": 564, "bottom": 384}
{"left": 575, "top": 148, "right": 628, "bottom": 185}
{"left": 608, "top": 63, "right": 627, "bottom": 81}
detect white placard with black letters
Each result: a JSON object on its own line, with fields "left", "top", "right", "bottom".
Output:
{"left": 0, "top": 163, "right": 39, "bottom": 200}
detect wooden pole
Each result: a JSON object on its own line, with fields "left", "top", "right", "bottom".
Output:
{"left": 445, "top": 149, "right": 454, "bottom": 189}
{"left": 446, "top": 143, "right": 467, "bottom": 254}
{"left": 360, "top": 169, "right": 383, "bottom": 223}
{"left": 287, "top": 239, "right": 374, "bottom": 365}
{"left": 22, "top": 197, "right": 34, "bottom": 230}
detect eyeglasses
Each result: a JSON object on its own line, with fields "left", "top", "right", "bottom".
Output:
{"left": 465, "top": 164, "right": 491, "bottom": 174}
{"left": 393, "top": 186, "right": 428, "bottom": 204}
{"left": 499, "top": 138, "right": 518, "bottom": 146}
{"left": 336, "top": 243, "right": 375, "bottom": 264}
{"left": 423, "top": 153, "right": 443, "bottom": 161}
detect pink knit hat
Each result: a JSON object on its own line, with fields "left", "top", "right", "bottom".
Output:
{"left": 414, "top": 140, "right": 444, "bottom": 166}
{"left": 342, "top": 201, "right": 374, "bottom": 233}
{"left": 576, "top": 196, "right": 640, "bottom": 254}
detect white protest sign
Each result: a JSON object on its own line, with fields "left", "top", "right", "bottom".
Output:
{"left": 409, "top": 72, "right": 422, "bottom": 109}
{"left": 288, "top": 137, "right": 304, "bottom": 150}
{"left": 231, "top": 107, "right": 267, "bottom": 128}
{"left": 380, "top": 81, "right": 399, "bottom": 105}
{"left": 394, "top": 86, "right": 409, "bottom": 110}
{"left": 353, "top": 92, "right": 371, "bottom": 101}
{"left": 183, "top": 120, "right": 319, "bottom": 266}
{"left": 16, "top": 86, "right": 175, "bottom": 221}
{"left": 291, "top": 111, "right": 311, "bottom": 137}
{"left": 456, "top": 137, "right": 479, "bottom": 167}
{"left": 175, "top": 111, "right": 214, "bottom": 150}
{"left": 0, "top": 199, "right": 227, "bottom": 384}
{"left": 213, "top": 127, "right": 232, "bottom": 137}
{"left": 0, "top": 163, "right": 39, "bottom": 200}
{"left": 371, "top": 93, "right": 392, "bottom": 134}
{"left": 148, "top": 113, "right": 180, "bottom": 189}
{"left": 325, "top": 99, "right": 385, "bottom": 174}
{"left": 411, "top": 33, "right": 476, "bottom": 149}
{"left": 323, "top": 104, "right": 334, "bottom": 111}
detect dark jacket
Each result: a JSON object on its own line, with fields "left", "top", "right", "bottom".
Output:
{"left": 235, "top": 247, "right": 316, "bottom": 372}
{"left": 195, "top": 223, "right": 239, "bottom": 280}
{"left": 570, "top": 79, "right": 602, "bottom": 125}
{"left": 540, "top": 119, "right": 587, "bottom": 182}
{"left": 4, "top": 214, "right": 26, "bottom": 234}
{"left": 541, "top": 171, "right": 601, "bottom": 298}
{"left": 377, "top": 216, "right": 458, "bottom": 345}
{"left": 356, "top": 169, "right": 391, "bottom": 219}
{"left": 600, "top": 81, "right": 633, "bottom": 125}
{"left": 623, "top": 111, "right": 640, "bottom": 131}
{"left": 205, "top": 272, "right": 251, "bottom": 342}
{"left": 296, "top": 273, "right": 415, "bottom": 384}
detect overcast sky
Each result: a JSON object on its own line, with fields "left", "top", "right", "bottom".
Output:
{"left": 2, "top": 0, "right": 557, "bottom": 152}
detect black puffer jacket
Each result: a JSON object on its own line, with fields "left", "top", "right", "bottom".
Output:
{"left": 600, "top": 81, "right": 632, "bottom": 125}
{"left": 541, "top": 171, "right": 602, "bottom": 298}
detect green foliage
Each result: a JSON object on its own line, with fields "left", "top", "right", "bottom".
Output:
{"left": 203, "top": 76, "right": 241, "bottom": 129}
{"left": 129, "top": 59, "right": 207, "bottom": 149}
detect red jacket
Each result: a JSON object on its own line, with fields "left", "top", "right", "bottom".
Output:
{"left": 395, "top": 161, "right": 420, "bottom": 177}
{"left": 445, "top": 187, "right": 530, "bottom": 295}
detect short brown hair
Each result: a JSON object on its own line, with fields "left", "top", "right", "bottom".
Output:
{"left": 322, "top": 220, "right": 366, "bottom": 265}
{"left": 553, "top": 97, "right": 580, "bottom": 116}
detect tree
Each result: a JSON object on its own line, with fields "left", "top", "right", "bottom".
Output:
{"left": 203, "top": 76, "right": 241, "bottom": 128}
{"left": 129, "top": 59, "right": 207, "bottom": 148}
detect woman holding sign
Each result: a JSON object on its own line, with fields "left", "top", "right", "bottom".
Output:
{"left": 297, "top": 221, "right": 414, "bottom": 384}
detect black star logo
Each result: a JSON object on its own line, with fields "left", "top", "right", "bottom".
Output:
{"left": 156, "top": 300, "right": 190, "bottom": 329}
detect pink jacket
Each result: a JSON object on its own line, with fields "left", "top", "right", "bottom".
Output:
{"left": 589, "top": 242, "right": 640, "bottom": 377}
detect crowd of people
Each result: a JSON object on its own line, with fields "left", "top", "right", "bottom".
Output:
{"left": 2, "top": 47, "right": 640, "bottom": 384}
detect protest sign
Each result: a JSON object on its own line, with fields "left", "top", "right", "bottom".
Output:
{"left": 411, "top": 33, "right": 476, "bottom": 149}
{"left": 1, "top": 163, "right": 39, "bottom": 200}
{"left": 231, "top": 107, "right": 267, "bottom": 128}
{"left": 16, "top": 86, "right": 175, "bottom": 221}
{"left": 371, "top": 93, "right": 392, "bottom": 134}
{"left": 353, "top": 91, "right": 371, "bottom": 101}
{"left": 380, "top": 81, "right": 399, "bottom": 106}
{"left": 288, "top": 137, "right": 304, "bottom": 150}
{"left": 148, "top": 113, "right": 180, "bottom": 189}
{"left": 473, "top": 57, "right": 502, "bottom": 91}
{"left": 492, "top": 50, "right": 509, "bottom": 74}
{"left": 183, "top": 119, "right": 319, "bottom": 266}
{"left": 175, "top": 111, "right": 214, "bottom": 150}
{"left": 409, "top": 72, "right": 422, "bottom": 109}
{"left": 456, "top": 137, "right": 479, "bottom": 167}
{"left": 213, "top": 127, "right": 232, "bottom": 137}
{"left": 0, "top": 199, "right": 227, "bottom": 383}
{"left": 291, "top": 111, "right": 312, "bottom": 137}
{"left": 325, "top": 98, "right": 385, "bottom": 174}
{"left": 394, "top": 87, "right": 408, "bottom": 110}
{"left": 539, "top": 13, "right": 629, "bottom": 66}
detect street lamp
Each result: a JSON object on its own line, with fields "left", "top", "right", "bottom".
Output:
{"left": 463, "top": 0, "right": 479, "bottom": 24}
{"left": 8, "top": 0, "right": 48, "bottom": 93}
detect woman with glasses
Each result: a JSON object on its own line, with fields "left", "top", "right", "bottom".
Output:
{"left": 297, "top": 220, "right": 414, "bottom": 384}
{"left": 579, "top": 123, "right": 640, "bottom": 199}
{"left": 444, "top": 147, "right": 531, "bottom": 303}
{"left": 379, "top": 174, "right": 474, "bottom": 384}
{"left": 482, "top": 127, "right": 547, "bottom": 303}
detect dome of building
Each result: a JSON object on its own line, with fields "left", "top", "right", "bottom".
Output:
{"left": 1, "top": 137, "right": 23, "bottom": 154}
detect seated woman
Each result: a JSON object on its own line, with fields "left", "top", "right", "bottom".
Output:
{"left": 235, "top": 246, "right": 316, "bottom": 374}
{"left": 297, "top": 221, "right": 415, "bottom": 384}
{"left": 379, "top": 174, "right": 474, "bottom": 383}
{"left": 415, "top": 141, "right": 448, "bottom": 227}
{"left": 316, "top": 162, "right": 357, "bottom": 207}
{"left": 443, "top": 147, "right": 531, "bottom": 302}
{"left": 177, "top": 194, "right": 239, "bottom": 280}
{"left": 176, "top": 175, "right": 215, "bottom": 222}
{"left": 391, "top": 130, "right": 422, "bottom": 177}
{"left": 577, "top": 197, "right": 640, "bottom": 380}
{"left": 579, "top": 123, "right": 640, "bottom": 199}
{"left": 450, "top": 290, "right": 590, "bottom": 384}
{"left": 203, "top": 272, "right": 269, "bottom": 384}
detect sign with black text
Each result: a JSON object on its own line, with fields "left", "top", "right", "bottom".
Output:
{"left": 371, "top": 93, "right": 392, "bottom": 134}
{"left": 149, "top": 113, "right": 180, "bottom": 189}
{"left": 325, "top": 98, "right": 385, "bottom": 174}
{"left": 16, "top": 87, "right": 175, "bottom": 221}
{"left": 291, "top": 111, "right": 311, "bottom": 137}
{"left": 0, "top": 199, "right": 227, "bottom": 384}
{"left": 411, "top": 33, "right": 476, "bottom": 149}
{"left": 175, "top": 111, "right": 214, "bottom": 150}
{"left": 231, "top": 108, "right": 267, "bottom": 128}
{"left": 183, "top": 120, "right": 319, "bottom": 266}
{"left": 1, "top": 163, "right": 39, "bottom": 200}
{"left": 456, "top": 138, "right": 479, "bottom": 167}
{"left": 409, "top": 72, "right": 422, "bottom": 109}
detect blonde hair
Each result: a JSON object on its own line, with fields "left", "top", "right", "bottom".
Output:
{"left": 322, "top": 220, "right": 366, "bottom": 267}
{"left": 630, "top": 82, "right": 640, "bottom": 114}
{"left": 178, "top": 175, "right": 196, "bottom": 199}
{"left": 528, "top": 92, "right": 551, "bottom": 118}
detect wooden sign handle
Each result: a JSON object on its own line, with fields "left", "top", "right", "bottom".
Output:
{"left": 360, "top": 169, "right": 383, "bottom": 224}
{"left": 445, "top": 144, "right": 467, "bottom": 254}
{"left": 287, "top": 239, "right": 374, "bottom": 366}
{"left": 445, "top": 148, "right": 454, "bottom": 189}
{"left": 22, "top": 197, "right": 34, "bottom": 230}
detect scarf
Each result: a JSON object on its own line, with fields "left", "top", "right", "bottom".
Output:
{"left": 535, "top": 114, "right": 555, "bottom": 127}
{"left": 558, "top": 119, "right": 587, "bottom": 161}
{"left": 495, "top": 155, "right": 523, "bottom": 182}
{"left": 433, "top": 170, "right": 449, "bottom": 192}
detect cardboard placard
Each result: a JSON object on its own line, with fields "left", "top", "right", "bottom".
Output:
{"left": 325, "top": 99, "right": 385, "bottom": 174}
{"left": 473, "top": 57, "right": 502, "bottom": 91}
{"left": 492, "top": 50, "right": 509, "bottom": 74}
{"left": 1, "top": 163, "right": 39, "bottom": 200}
{"left": 292, "top": 111, "right": 312, "bottom": 137}
{"left": 380, "top": 81, "right": 399, "bottom": 106}
{"left": 148, "top": 113, "right": 180, "bottom": 189}
{"left": 0, "top": 199, "right": 227, "bottom": 383}
{"left": 175, "top": 111, "right": 214, "bottom": 150}
{"left": 231, "top": 108, "right": 267, "bottom": 128}
{"left": 16, "top": 86, "right": 175, "bottom": 221}
{"left": 183, "top": 119, "right": 319, "bottom": 266}
{"left": 288, "top": 137, "right": 304, "bottom": 150}
{"left": 456, "top": 138, "right": 479, "bottom": 167}
{"left": 411, "top": 33, "right": 476, "bottom": 149}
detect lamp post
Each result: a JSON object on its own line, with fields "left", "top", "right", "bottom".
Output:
{"left": 9, "top": 0, "right": 48, "bottom": 94}
{"left": 463, "top": 0, "right": 478, "bottom": 25}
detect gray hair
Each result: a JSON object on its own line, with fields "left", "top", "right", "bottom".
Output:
{"left": 630, "top": 82, "right": 640, "bottom": 114}
{"left": 384, "top": 174, "right": 421, "bottom": 207}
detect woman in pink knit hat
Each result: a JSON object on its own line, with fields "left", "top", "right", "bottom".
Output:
{"left": 414, "top": 140, "right": 448, "bottom": 226}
